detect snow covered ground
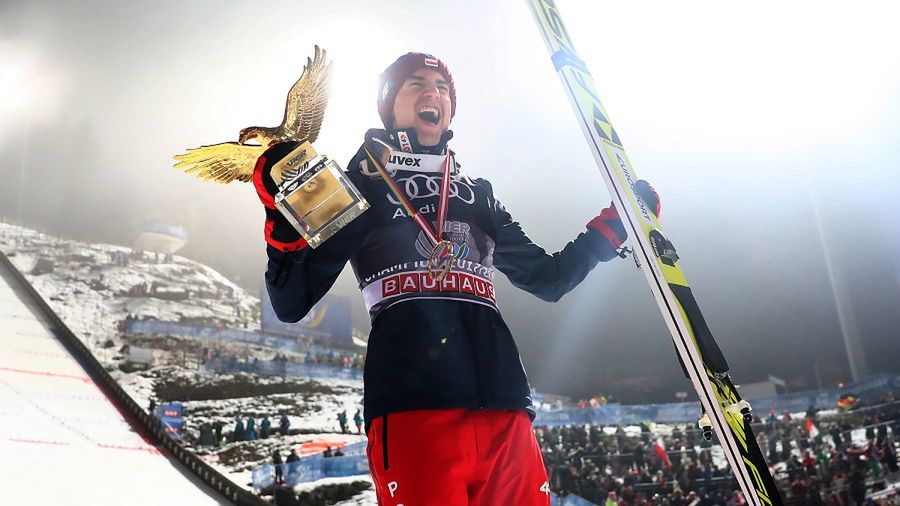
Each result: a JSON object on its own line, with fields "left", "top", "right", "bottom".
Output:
{"left": 0, "top": 250, "right": 229, "bottom": 505}
{"left": 0, "top": 222, "right": 376, "bottom": 504}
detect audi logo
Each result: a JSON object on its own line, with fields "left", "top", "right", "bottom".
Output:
{"left": 386, "top": 174, "right": 475, "bottom": 205}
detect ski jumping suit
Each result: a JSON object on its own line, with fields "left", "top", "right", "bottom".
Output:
{"left": 263, "top": 129, "right": 626, "bottom": 506}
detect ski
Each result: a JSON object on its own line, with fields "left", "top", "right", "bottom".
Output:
{"left": 524, "top": 1, "right": 782, "bottom": 505}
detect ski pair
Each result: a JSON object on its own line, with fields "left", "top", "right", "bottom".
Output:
{"left": 524, "top": 1, "right": 782, "bottom": 504}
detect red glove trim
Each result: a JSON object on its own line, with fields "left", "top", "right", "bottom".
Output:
{"left": 264, "top": 219, "right": 308, "bottom": 252}
{"left": 587, "top": 205, "right": 625, "bottom": 250}
{"left": 253, "top": 152, "right": 275, "bottom": 210}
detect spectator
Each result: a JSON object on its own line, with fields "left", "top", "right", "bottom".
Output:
{"left": 198, "top": 423, "right": 216, "bottom": 447}
{"left": 286, "top": 449, "right": 300, "bottom": 476}
{"left": 536, "top": 397, "right": 900, "bottom": 505}
{"left": 323, "top": 446, "right": 333, "bottom": 458}
{"left": 233, "top": 417, "right": 245, "bottom": 442}
{"left": 354, "top": 409, "right": 363, "bottom": 434}
{"left": 279, "top": 414, "right": 290, "bottom": 438}
{"left": 848, "top": 464, "right": 866, "bottom": 505}
{"left": 214, "top": 421, "right": 224, "bottom": 446}
{"left": 273, "top": 449, "right": 284, "bottom": 485}
{"left": 879, "top": 439, "right": 898, "bottom": 473}
{"left": 802, "top": 450, "right": 818, "bottom": 477}
{"left": 246, "top": 416, "right": 256, "bottom": 441}
{"left": 604, "top": 490, "right": 618, "bottom": 506}
{"left": 806, "top": 405, "right": 818, "bottom": 422}
{"left": 335, "top": 447, "right": 345, "bottom": 457}
{"left": 260, "top": 415, "right": 271, "bottom": 439}
{"left": 830, "top": 423, "right": 843, "bottom": 450}
{"left": 337, "top": 410, "right": 348, "bottom": 434}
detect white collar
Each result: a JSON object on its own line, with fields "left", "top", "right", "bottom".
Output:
{"left": 372, "top": 138, "right": 458, "bottom": 175}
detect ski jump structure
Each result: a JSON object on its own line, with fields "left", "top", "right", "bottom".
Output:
{"left": 0, "top": 249, "right": 268, "bottom": 506}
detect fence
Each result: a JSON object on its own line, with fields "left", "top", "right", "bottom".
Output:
{"left": 125, "top": 318, "right": 360, "bottom": 359}
{"left": 252, "top": 442, "right": 369, "bottom": 489}
{"left": 250, "top": 445, "right": 600, "bottom": 506}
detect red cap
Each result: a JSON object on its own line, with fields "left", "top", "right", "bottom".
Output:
{"left": 377, "top": 52, "right": 456, "bottom": 128}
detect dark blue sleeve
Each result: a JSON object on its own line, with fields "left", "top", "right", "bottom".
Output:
{"left": 265, "top": 246, "right": 346, "bottom": 323}
{"left": 488, "top": 180, "right": 623, "bottom": 302}
{"left": 264, "top": 159, "right": 370, "bottom": 322}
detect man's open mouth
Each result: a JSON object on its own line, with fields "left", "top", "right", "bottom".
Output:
{"left": 417, "top": 105, "right": 441, "bottom": 125}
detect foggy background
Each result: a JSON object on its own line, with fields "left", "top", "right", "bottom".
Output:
{"left": 2, "top": 0, "right": 898, "bottom": 403}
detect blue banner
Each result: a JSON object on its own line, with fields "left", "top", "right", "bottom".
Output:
{"left": 284, "top": 455, "right": 369, "bottom": 484}
{"left": 251, "top": 464, "right": 275, "bottom": 490}
{"left": 550, "top": 493, "right": 598, "bottom": 506}
{"left": 156, "top": 402, "right": 184, "bottom": 440}
{"left": 534, "top": 373, "right": 900, "bottom": 426}
{"left": 261, "top": 291, "right": 352, "bottom": 345}
{"left": 252, "top": 442, "right": 371, "bottom": 487}
{"left": 535, "top": 402, "right": 699, "bottom": 426}
{"left": 745, "top": 372, "right": 900, "bottom": 414}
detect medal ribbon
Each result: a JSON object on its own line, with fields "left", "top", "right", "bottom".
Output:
{"left": 364, "top": 147, "right": 454, "bottom": 248}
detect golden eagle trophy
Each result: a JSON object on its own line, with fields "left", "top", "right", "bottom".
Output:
{"left": 173, "top": 46, "right": 369, "bottom": 248}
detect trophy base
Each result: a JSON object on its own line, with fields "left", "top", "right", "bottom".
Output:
{"left": 296, "top": 200, "right": 369, "bottom": 248}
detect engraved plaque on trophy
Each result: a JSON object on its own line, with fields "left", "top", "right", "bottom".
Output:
{"left": 273, "top": 141, "right": 369, "bottom": 248}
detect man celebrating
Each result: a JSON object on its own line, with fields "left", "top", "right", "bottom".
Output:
{"left": 254, "top": 53, "right": 657, "bottom": 505}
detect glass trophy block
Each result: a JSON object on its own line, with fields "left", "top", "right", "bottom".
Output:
{"left": 274, "top": 142, "right": 369, "bottom": 248}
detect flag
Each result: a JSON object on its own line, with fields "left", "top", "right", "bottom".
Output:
{"left": 655, "top": 437, "right": 671, "bottom": 470}
{"left": 838, "top": 394, "right": 858, "bottom": 410}
{"left": 806, "top": 417, "right": 819, "bottom": 439}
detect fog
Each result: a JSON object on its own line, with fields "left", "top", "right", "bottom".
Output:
{"left": 2, "top": 0, "right": 898, "bottom": 402}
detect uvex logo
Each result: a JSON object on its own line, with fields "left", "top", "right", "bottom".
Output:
{"left": 285, "top": 149, "right": 307, "bottom": 167}
{"left": 388, "top": 155, "right": 422, "bottom": 167}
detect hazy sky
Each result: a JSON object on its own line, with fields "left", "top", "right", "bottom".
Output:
{"left": 2, "top": 0, "right": 899, "bottom": 402}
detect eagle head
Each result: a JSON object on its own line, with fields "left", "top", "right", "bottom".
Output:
{"left": 239, "top": 127, "right": 262, "bottom": 145}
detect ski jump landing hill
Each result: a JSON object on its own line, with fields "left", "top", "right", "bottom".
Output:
{"left": 0, "top": 250, "right": 266, "bottom": 506}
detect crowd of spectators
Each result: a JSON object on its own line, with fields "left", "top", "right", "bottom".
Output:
{"left": 302, "top": 350, "right": 364, "bottom": 370}
{"left": 538, "top": 396, "right": 900, "bottom": 505}
{"left": 193, "top": 407, "right": 365, "bottom": 448}
{"left": 195, "top": 413, "right": 294, "bottom": 446}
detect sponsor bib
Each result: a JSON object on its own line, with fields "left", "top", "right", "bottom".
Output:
{"left": 383, "top": 150, "right": 451, "bottom": 174}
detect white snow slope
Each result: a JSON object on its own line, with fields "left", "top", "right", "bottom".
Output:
{"left": 0, "top": 260, "right": 229, "bottom": 505}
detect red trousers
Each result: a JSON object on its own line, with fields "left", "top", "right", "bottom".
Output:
{"left": 366, "top": 409, "right": 551, "bottom": 506}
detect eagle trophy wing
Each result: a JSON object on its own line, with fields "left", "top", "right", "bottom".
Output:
{"left": 173, "top": 142, "right": 265, "bottom": 184}
{"left": 173, "top": 46, "right": 332, "bottom": 184}
{"left": 282, "top": 45, "right": 333, "bottom": 144}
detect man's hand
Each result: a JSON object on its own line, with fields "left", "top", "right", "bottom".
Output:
{"left": 252, "top": 142, "right": 306, "bottom": 252}
{"left": 587, "top": 204, "right": 627, "bottom": 250}
{"left": 586, "top": 180, "right": 661, "bottom": 251}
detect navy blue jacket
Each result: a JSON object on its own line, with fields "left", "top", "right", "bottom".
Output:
{"left": 264, "top": 131, "right": 625, "bottom": 423}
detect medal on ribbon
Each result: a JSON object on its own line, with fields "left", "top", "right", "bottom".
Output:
{"left": 365, "top": 141, "right": 460, "bottom": 281}
{"left": 427, "top": 240, "right": 462, "bottom": 282}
